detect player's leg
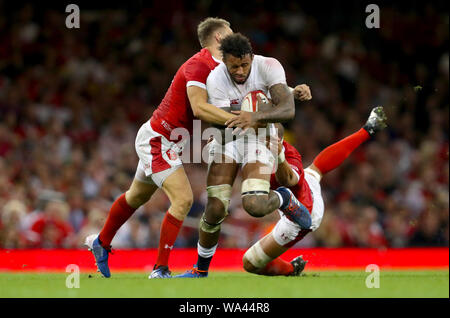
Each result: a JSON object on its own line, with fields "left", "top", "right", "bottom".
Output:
{"left": 100, "top": 177, "right": 158, "bottom": 246}
{"left": 85, "top": 176, "right": 158, "bottom": 278}
{"left": 240, "top": 162, "right": 279, "bottom": 217}
{"left": 240, "top": 139, "right": 312, "bottom": 229}
{"left": 199, "top": 159, "right": 238, "bottom": 263}
{"left": 242, "top": 106, "right": 388, "bottom": 277}
{"left": 243, "top": 234, "right": 290, "bottom": 275}
{"left": 175, "top": 153, "right": 239, "bottom": 278}
{"left": 242, "top": 219, "right": 309, "bottom": 276}
{"left": 311, "top": 106, "right": 387, "bottom": 177}
{"left": 243, "top": 150, "right": 326, "bottom": 276}
{"left": 149, "top": 166, "right": 194, "bottom": 278}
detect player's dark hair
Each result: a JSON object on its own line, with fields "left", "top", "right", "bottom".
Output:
{"left": 197, "top": 17, "right": 231, "bottom": 48}
{"left": 220, "top": 33, "right": 253, "bottom": 59}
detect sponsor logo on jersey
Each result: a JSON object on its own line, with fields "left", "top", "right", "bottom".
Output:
{"left": 166, "top": 149, "right": 178, "bottom": 161}
{"left": 161, "top": 120, "right": 173, "bottom": 133}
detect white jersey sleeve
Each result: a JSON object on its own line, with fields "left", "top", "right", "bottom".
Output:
{"left": 206, "top": 66, "right": 231, "bottom": 108}
{"left": 258, "top": 56, "right": 287, "bottom": 88}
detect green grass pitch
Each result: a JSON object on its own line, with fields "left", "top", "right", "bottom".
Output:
{"left": 0, "top": 270, "right": 448, "bottom": 298}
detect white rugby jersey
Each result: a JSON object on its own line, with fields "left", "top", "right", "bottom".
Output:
{"left": 206, "top": 55, "right": 287, "bottom": 111}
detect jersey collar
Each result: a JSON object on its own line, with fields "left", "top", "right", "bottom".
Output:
{"left": 211, "top": 55, "right": 222, "bottom": 64}
{"left": 204, "top": 48, "right": 222, "bottom": 64}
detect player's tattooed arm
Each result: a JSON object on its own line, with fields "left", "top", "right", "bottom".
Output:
{"left": 225, "top": 84, "right": 295, "bottom": 131}
{"left": 254, "top": 83, "right": 295, "bottom": 124}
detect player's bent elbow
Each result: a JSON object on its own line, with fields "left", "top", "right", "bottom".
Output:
{"left": 190, "top": 99, "right": 205, "bottom": 118}
{"left": 276, "top": 173, "right": 298, "bottom": 188}
{"left": 286, "top": 106, "right": 295, "bottom": 120}
{"left": 191, "top": 105, "right": 201, "bottom": 118}
{"left": 192, "top": 107, "right": 209, "bottom": 122}
{"left": 286, "top": 174, "right": 299, "bottom": 187}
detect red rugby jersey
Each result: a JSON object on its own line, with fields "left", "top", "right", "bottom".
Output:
{"left": 270, "top": 141, "right": 314, "bottom": 213}
{"left": 150, "top": 48, "right": 220, "bottom": 140}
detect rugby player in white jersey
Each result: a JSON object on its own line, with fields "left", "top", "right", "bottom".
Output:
{"left": 176, "top": 33, "right": 313, "bottom": 277}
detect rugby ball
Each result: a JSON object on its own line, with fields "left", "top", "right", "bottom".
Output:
{"left": 240, "top": 90, "right": 269, "bottom": 112}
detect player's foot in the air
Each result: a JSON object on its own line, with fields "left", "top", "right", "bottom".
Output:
{"left": 276, "top": 187, "right": 312, "bottom": 230}
{"left": 149, "top": 265, "right": 172, "bottom": 279}
{"left": 174, "top": 266, "right": 208, "bottom": 278}
{"left": 363, "top": 106, "right": 387, "bottom": 136}
{"left": 290, "top": 255, "right": 308, "bottom": 276}
{"left": 85, "top": 234, "right": 112, "bottom": 278}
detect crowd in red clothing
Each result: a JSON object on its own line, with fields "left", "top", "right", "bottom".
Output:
{"left": 0, "top": 1, "right": 448, "bottom": 249}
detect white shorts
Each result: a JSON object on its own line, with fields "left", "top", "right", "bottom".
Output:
{"left": 134, "top": 120, "right": 183, "bottom": 188}
{"left": 207, "top": 135, "right": 276, "bottom": 169}
{"left": 272, "top": 168, "right": 325, "bottom": 246}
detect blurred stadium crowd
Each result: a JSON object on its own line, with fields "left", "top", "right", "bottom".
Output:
{"left": 0, "top": 1, "right": 448, "bottom": 249}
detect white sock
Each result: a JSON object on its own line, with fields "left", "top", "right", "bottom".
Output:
{"left": 274, "top": 190, "right": 284, "bottom": 209}
{"left": 197, "top": 242, "right": 218, "bottom": 258}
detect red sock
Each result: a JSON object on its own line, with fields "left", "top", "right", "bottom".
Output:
{"left": 313, "top": 128, "right": 370, "bottom": 175}
{"left": 258, "top": 258, "right": 294, "bottom": 276}
{"left": 155, "top": 211, "right": 183, "bottom": 268}
{"left": 98, "top": 193, "right": 136, "bottom": 248}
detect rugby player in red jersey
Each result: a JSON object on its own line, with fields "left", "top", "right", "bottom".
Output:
{"left": 242, "top": 107, "right": 387, "bottom": 276}
{"left": 177, "top": 106, "right": 387, "bottom": 278}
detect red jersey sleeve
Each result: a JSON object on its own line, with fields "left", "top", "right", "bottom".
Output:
{"left": 283, "top": 141, "right": 305, "bottom": 184}
{"left": 184, "top": 60, "right": 211, "bottom": 89}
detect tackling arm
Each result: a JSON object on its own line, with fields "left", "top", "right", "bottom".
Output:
{"left": 187, "top": 86, "right": 235, "bottom": 125}
{"left": 275, "top": 160, "right": 300, "bottom": 188}
{"left": 269, "top": 135, "right": 299, "bottom": 187}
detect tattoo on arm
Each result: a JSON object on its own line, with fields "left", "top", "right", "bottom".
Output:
{"left": 256, "top": 83, "right": 295, "bottom": 124}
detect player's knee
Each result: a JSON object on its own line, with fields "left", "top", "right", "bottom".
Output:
{"left": 241, "top": 178, "right": 270, "bottom": 217}
{"left": 205, "top": 198, "right": 228, "bottom": 224}
{"left": 200, "top": 199, "right": 228, "bottom": 234}
{"left": 242, "top": 195, "right": 266, "bottom": 218}
{"left": 172, "top": 193, "right": 194, "bottom": 216}
{"left": 205, "top": 184, "right": 231, "bottom": 222}
{"left": 183, "top": 194, "right": 194, "bottom": 210}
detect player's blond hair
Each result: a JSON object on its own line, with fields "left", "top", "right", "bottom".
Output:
{"left": 197, "top": 17, "right": 231, "bottom": 48}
